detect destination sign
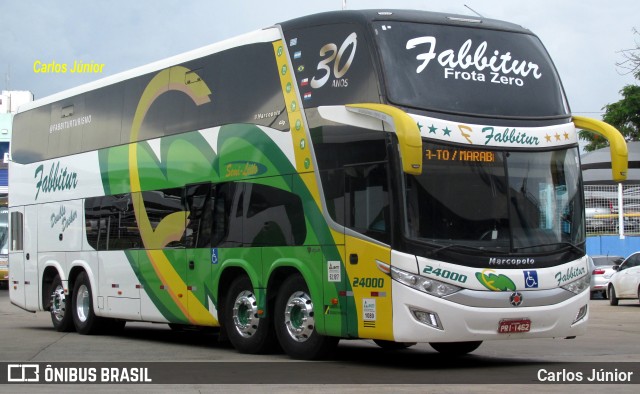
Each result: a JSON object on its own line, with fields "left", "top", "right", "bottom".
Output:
{"left": 424, "top": 148, "right": 496, "bottom": 163}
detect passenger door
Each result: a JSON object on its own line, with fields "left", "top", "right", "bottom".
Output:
{"left": 23, "top": 205, "right": 39, "bottom": 310}
{"left": 8, "top": 207, "right": 25, "bottom": 309}
{"left": 184, "top": 183, "right": 216, "bottom": 326}
{"left": 343, "top": 162, "right": 393, "bottom": 340}
{"left": 5, "top": 204, "right": 39, "bottom": 312}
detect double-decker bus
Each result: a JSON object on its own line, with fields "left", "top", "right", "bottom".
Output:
{"left": 9, "top": 10, "right": 627, "bottom": 359}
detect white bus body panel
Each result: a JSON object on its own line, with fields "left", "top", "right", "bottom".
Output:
{"left": 98, "top": 251, "right": 141, "bottom": 321}
{"left": 37, "top": 200, "right": 84, "bottom": 252}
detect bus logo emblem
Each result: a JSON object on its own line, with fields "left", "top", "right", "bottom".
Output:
{"left": 509, "top": 292, "right": 524, "bottom": 307}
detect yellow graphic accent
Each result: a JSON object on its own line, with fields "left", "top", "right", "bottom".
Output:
{"left": 272, "top": 42, "right": 313, "bottom": 172}
{"left": 458, "top": 125, "right": 473, "bottom": 144}
{"left": 272, "top": 41, "right": 324, "bottom": 210}
{"left": 480, "top": 269, "right": 500, "bottom": 291}
{"left": 129, "top": 66, "right": 216, "bottom": 325}
{"left": 345, "top": 236, "right": 393, "bottom": 340}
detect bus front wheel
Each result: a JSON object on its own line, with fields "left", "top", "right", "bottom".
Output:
{"left": 224, "top": 275, "right": 278, "bottom": 354}
{"left": 429, "top": 341, "right": 482, "bottom": 356}
{"left": 274, "top": 274, "right": 338, "bottom": 360}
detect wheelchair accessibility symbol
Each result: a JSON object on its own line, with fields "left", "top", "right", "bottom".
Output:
{"left": 524, "top": 270, "right": 538, "bottom": 288}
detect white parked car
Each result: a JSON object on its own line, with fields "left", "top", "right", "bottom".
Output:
{"left": 588, "top": 255, "right": 623, "bottom": 299}
{"left": 608, "top": 252, "right": 640, "bottom": 305}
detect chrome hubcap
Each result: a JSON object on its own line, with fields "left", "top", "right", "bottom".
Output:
{"left": 51, "top": 285, "right": 66, "bottom": 322}
{"left": 283, "top": 291, "right": 314, "bottom": 342}
{"left": 75, "top": 284, "right": 90, "bottom": 323}
{"left": 232, "top": 290, "right": 260, "bottom": 338}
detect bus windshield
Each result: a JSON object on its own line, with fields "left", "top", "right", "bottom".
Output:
{"left": 404, "top": 142, "right": 584, "bottom": 254}
{"left": 373, "top": 21, "right": 568, "bottom": 118}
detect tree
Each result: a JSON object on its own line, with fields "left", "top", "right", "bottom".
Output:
{"left": 617, "top": 28, "right": 640, "bottom": 79}
{"left": 579, "top": 29, "right": 640, "bottom": 152}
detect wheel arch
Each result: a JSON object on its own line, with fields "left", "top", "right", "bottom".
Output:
{"left": 41, "top": 265, "right": 63, "bottom": 311}
{"left": 67, "top": 260, "right": 97, "bottom": 312}
{"left": 266, "top": 259, "right": 324, "bottom": 332}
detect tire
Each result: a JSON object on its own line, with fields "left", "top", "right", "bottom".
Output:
{"left": 429, "top": 341, "right": 482, "bottom": 356}
{"left": 224, "top": 276, "right": 277, "bottom": 354}
{"left": 274, "top": 274, "right": 338, "bottom": 360}
{"left": 373, "top": 339, "right": 416, "bottom": 350}
{"left": 49, "top": 274, "right": 74, "bottom": 332}
{"left": 609, "top": 284, "right": 619, "bottom": 306}
{"left": 72, "top": 271, "right": 103, "bottom": 334}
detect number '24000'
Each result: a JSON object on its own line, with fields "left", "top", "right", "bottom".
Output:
{"left": 352, "top": 277, "right": 384, "bottom": 288}
{"left": 422, "top": 266, "right": 468, "bottom": 284}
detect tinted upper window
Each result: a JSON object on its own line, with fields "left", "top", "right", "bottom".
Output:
{"left": 284, "top": 23, "right": 380, "bottom": 108}
{"left": 373, "top": 22, "right": 568, "bottom": 118}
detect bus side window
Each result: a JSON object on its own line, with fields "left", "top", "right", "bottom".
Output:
{"left": 312, "top": 124, "right": 390, "bottom": 243}
{"left": 212, "top": 182, "right": 242, "bottom": 248}
{"left": 140, "top": 188, "right": 185, "bottom": 248}
{"left": 344, "top": 162, "right": 390, "bottom": 244}
{"left": 85, "top": 197, "right": 102, "bottom": 250}
{"left": 185, "top": 183, "right": 214, "bottom": 249}
{"left": 10, "top": 211, "right": 23, "bottom": 251}
{"left": 102, "top": 194, "right": 141, "bottom": 250}
{"left": 243, "top": 182, "right": 306, "bottom": 247}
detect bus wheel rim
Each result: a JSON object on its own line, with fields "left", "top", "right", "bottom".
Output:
{"left": 75, "top": 284, "right": 90, "bottom": 323}
{"left": 283, "top": 291, "right": 314, "bottom": 343}
{"left": 51, "top": 285, "right": 66, "bottom": 322}
{"left": 232, "top": 290, "right": 259, "bottom": 338}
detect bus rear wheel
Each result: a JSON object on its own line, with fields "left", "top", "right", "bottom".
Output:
{"left": 429, "top": 341, "right": 482, "bottom": 356}
{"left": 274, "top": 274, "right": 338, "bottom": 360}
{"left": 72, "top": 271, "right": 102, "bottom": 335}
{"left": 224, "top": 276, "right": 277, "bottom": 354}
{"left": 50, "top": 274, "right": 74, "bottom": 332}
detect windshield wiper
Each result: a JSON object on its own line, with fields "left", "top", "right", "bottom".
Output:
{"left": 514, "top": 242, "right": 584, "bottom": 254}
{"left": 430, "top": 243, "right": 508, "bottom": 257}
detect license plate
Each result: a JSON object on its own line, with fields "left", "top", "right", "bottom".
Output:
{"left": 498, "top": 319, "right": 531, "bottom": 333}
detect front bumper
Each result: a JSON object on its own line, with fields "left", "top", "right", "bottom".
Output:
{"left": 392, "top": 280, "right": 589, "bottom": 343}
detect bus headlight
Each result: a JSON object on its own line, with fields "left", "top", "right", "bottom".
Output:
{"left": 390, "top": 266, "right": 461, "bottom": 297}
{"left": 560, "top": 274, "right": 590, "bottom": 295}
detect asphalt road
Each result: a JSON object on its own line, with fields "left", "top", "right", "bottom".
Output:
{"left": 0, "top": 289, "right": 638, "bottom": 393}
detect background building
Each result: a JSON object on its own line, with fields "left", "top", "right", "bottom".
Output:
{"left": 0, "top": 90, "right": 34, "bottom": 195}
{"left": 581, "top": 141, "right": 640, "bottom": 185}
{"left": 581, "top": 143, "right": 640, "bottom": 257}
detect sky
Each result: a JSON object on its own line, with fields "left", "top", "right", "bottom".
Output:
{"left": 1, "top": 0, "right": 638, "bottom": 120}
